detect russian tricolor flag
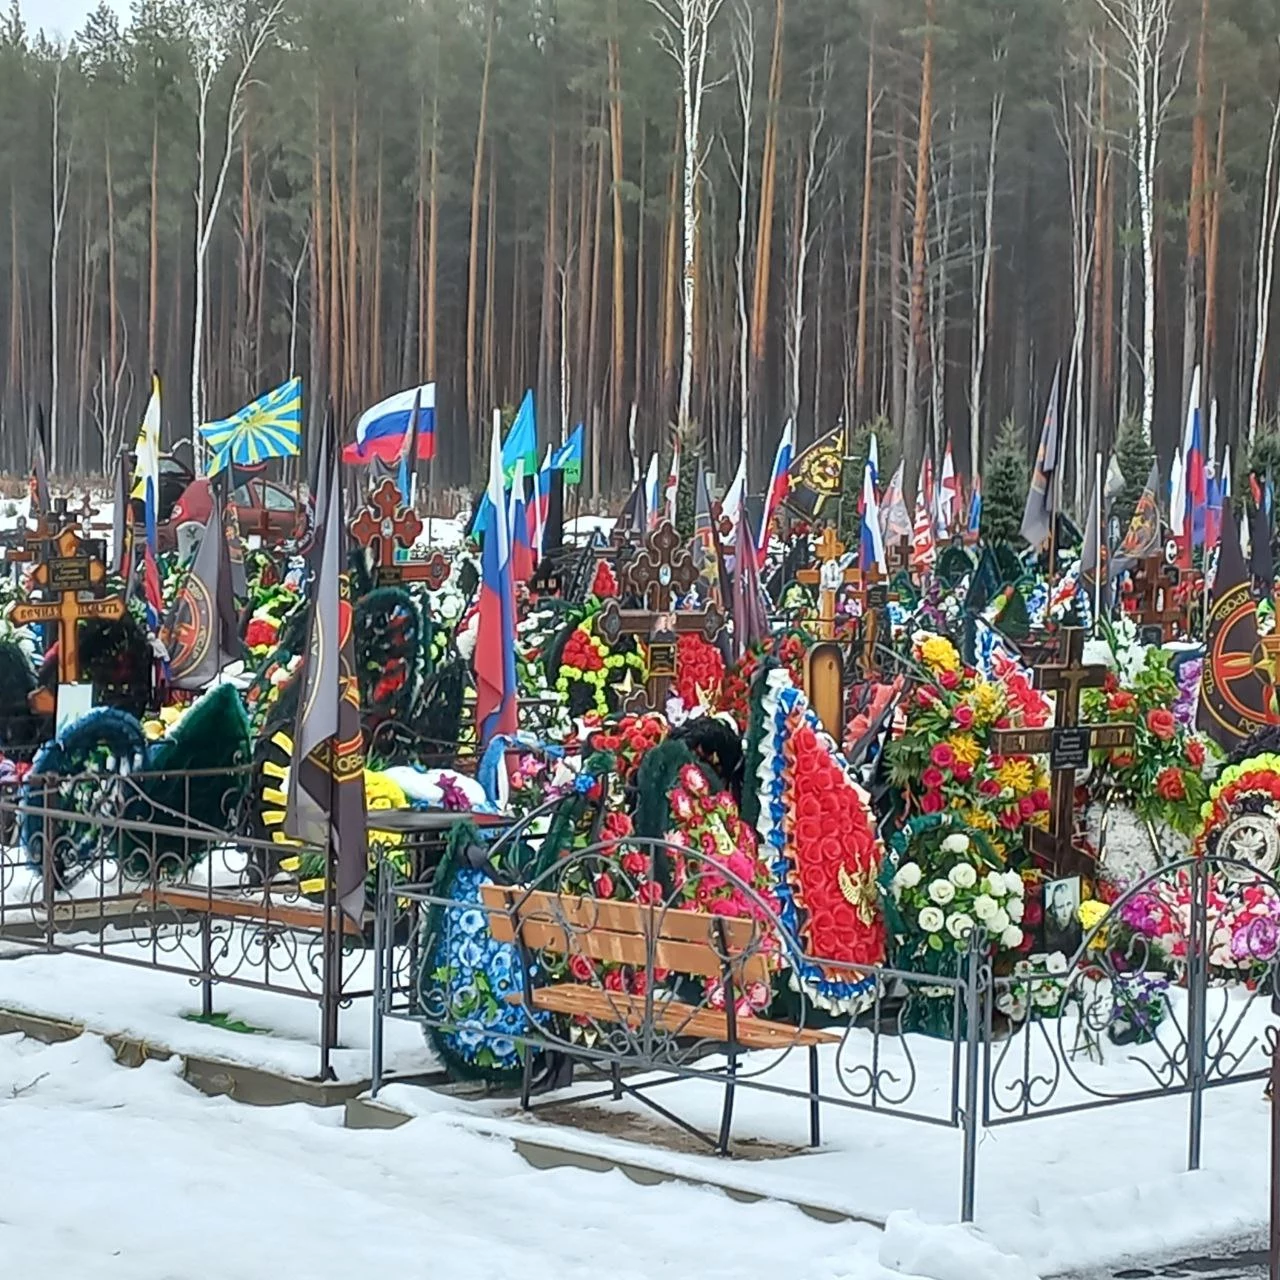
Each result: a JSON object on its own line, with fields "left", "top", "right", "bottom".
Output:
{"left": 476, "top": 413, "right": 518, "bottom": 746}
{"left": 1184, "top": 369, "right": 1208, "bottom": 548}
{"left": 860, "top": 458, "right": 886, "bottom": 573}
{"left": 758, "top": 418, "right": 794, "bottom": 558}
{"left": 343, "top": 383, "right": 436, "bottom": 464}
{"left": 132, "top": 375, "right": 165, "bottom": 632}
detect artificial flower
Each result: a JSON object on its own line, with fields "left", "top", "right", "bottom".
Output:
{"left": 996, "top": 758, "right": 1034, "bottom": 795}
{"left": 948, "top": 733, "right": 982, "bottom": 767}
{"left": 941, "top": 833, "right": 971, "bottom": 855}
{"left": 928, "top": 879, "right": 957, "bottom": 906}
{"left": 947, "top": 912, "right": 975, "bottom": 941}
{"left": 948, "top": 862, "right": 978, "bottom": 889}
{"left": 918, "top": 906, "right": 946, "bottom": 934}
{"left": 1146, "top": 708, "right": 1177, "bottom": 742}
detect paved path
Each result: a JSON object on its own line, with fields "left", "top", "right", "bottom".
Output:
{"left": 1065, "top": 1240, "right": 1268, "bottom": 1279}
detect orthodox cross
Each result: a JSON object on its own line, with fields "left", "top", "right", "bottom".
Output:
{"left": 594, "top": 520, "right": 725, "bottom": 710}
{"left": 795, "top": 527, "right": 860, "bottom": 641}
{"left": 10, "top": 526, "right": 125, "bottom": 692}
{"left": 1126, "top": 554, "right": 1182, "bottom": 645}
{"left": 885, "top": 536, "right": 913, "bottom": 577}
{"left": 350, "top": 479, "right": 450, "bottom": 590}
{"left": 989, "top": 626, "right": 1134, "bottom": 879}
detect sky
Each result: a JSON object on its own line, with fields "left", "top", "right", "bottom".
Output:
{"left": 21, "top": 0, "right": 127, "bottom": 40}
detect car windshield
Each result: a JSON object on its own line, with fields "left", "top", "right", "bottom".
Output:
{"left": 230, "top": 485, "right": 252, "bottom": 506}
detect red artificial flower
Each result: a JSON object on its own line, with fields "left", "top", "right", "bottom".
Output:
{"left": 1108, "top": 690, "right": 1137, "bottom": 714}
{"left": 620, "top": 851, "right": 647, "bottom": 878}
{"left": 979, "top": 778, "right": 1002, "bottom": 797}
{"left": 594, "top": 872, "right": 616, "bottom": 898}
{"left": 953, "top": 761, "right": 973, "bottom": 783}
{"left": 1104, "top": 672, "right": 1119, "bottom": 694}
{"left": 939, "top": 669, "right": 960, "bottom": 691}
{"left": 636, "top": 881, "right": 664, "bottom": 905}
{"left": 569, "top": 954, "right": 596, "bottom": 983}
{"left": 1146, "top": 708, "right": 1177, "bottom": 742}
{"left": 603, "top": 968, "right": 627, "bottom": 993}
{"left": 1031, "top": 788, "right": 1050, "bottom": 810}
{"left": 999, "top": 806, "right": 1022, "bottom": 830}
{"left": 930, "top": 743, "right": 957, "bottom": 770}
{"left": 630, "top": 970, "right": 649, "bottom": 997}
{"left": 1186, "top": 740, "right": 1206, "bottom": 769}
{"left": 921, "top": 790, "right": 944, "bottom": 814}
{"left": 1112, "top": 752, "right": 1135, "bottom": 769}
{"left": 1156, "top": 767, "right": 1186, "bottom": 802}
{"left": 921, "top": 766, "right": 945, "bottom": 790}
{"left": 952, "top": 704, "right": 974, "bottom": 730}
{"left": 1018, "top": 795, "right": 1036, "bottom": 819}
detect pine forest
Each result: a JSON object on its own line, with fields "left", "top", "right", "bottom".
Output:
{"left": 4, "top": 0, "right": 1280, "bottom": 508}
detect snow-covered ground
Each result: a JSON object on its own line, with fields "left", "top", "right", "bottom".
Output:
{"left": 0, "top": 1032, "right": 923, "bottom": 1280}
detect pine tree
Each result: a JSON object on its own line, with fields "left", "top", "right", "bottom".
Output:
{"left": 981, "top": 418, "right": 1027, "bottom": 545}
{"left": 675, "top": 421, "right": 698, "bottom": 541}
{"left": 1112, "top": 414, "right": 1155, "bottom": 536}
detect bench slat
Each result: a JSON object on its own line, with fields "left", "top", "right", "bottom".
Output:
{"left": 480, "top": 884, "right": 763, "bottom": 949}
{"left": 527, "top": 983, "right": 841, "bottom": 1050}
{"left": 144, "top": 887, "right": 363, "bottom": 936}
{"left": 480, "top": 885, "right": 770, "bottom": 985}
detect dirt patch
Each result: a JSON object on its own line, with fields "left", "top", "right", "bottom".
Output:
{"left": 526, "top": 1099, "right": 806, "bottom": 1160}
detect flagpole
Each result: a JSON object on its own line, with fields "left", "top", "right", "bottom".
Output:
{"left": 1093, "top": 450, "right": 1102, "bottom": 632}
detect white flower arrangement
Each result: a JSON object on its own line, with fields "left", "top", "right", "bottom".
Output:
{"left": 928, "top": 878, "right": 957, "bottom": 906}
{"left": 948, "top": 862, "right": 978, "bottom": 889}
{"left": 941, "top": 833, "right": 971, "bottom": 855}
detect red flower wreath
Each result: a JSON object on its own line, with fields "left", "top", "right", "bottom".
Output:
{"left": 674, "top": 633, "right": 725, "bottom": 709}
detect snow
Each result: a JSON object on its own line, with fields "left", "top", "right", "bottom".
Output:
{"left": 376, "top": 982, "right": 1274, "bottom": 1278}
{"left": 0, "top": 921, "right": 1271, "bottom": 1277}
{"left": 0, "top": 1032, "right": 900, "bottom": 1280}
{"left": 879, "top": 1213, "right": 1040, "bottom": 1280}
{"left": 0, "top": 944, "right": 437, "bottom": 1083}
{"left": 564, "top": 514, "right": 615, "bottom": 543}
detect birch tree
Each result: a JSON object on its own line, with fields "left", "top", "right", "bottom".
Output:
{"left": 728, "top": 0, "right": 754, "bottom": 469}
{"left": 188, "top": 0, "right": 284, "bottom": 461}
{"left": 1092, "top": 0, "right": 1182, "bottom": 443}
{"left": 48, "top": 52, "right": 73, "bottom": 473}
{"left": 647, "top": 0, "right": 724, "bottom": 429}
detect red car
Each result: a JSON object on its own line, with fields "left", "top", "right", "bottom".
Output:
{"left": 160, "top": 477, "right": 305, "bottom": 552}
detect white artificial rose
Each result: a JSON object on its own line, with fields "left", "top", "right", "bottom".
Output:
{"left": 947, "top": 912, "right": 975, "bottom": 941}
{"left": 1005, "top": 871, "right": 1026, "bottom": 898}
{"left": 918, "top": 906, "right": 946, "bottom": 934}
{"left": 894, "top": 862, "right": 923, "bottom": 891}
{"left": 972, "top": 894, "right": 999, "bottom": 923}
{"left": 1046, "top": 951, "right": 1069, "bottom": 974}
{"left": 941, "top": 833, "right": 971, "bottom": 855}
{"left": 988, "top": 907, "right": 1010, "bottom": 935}
{"left": 929, "top": 879, "right": 957, "bottom": 906}
{"left": 1000, "top": 924, "right": 1025, "bottom": 950}
{"left": 982, "top": 874, "right": 1009, "bottom": 898}
{"left": 949, "top": 862, "right": 978, "bottom": 889}
{"left": 1006, "top": 898, "right": 1025, "bottom": 923}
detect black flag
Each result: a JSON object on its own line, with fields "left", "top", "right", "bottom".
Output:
{"left": 1198, "top": 510, "right": 1278, "bottom": 750}
{"left": 1250, "top": 476, "right": 1274, "bottom": 586}
{"left": 284, "top": 437, "right": 368, "bottom": 923}
{"left": 162, "top": 491, "right": 241, "bottom": 690}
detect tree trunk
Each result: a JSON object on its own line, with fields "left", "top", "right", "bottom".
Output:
{"left": 1182, "top": 0, "right": 1210, "bottom": 417}
{"left": 465, "top": 1, "right": 496, "bottom": 446}
{"left": 1203, "top": 86, "right": 1227, "bottom": 417}
{"left": 903, "top": 0, "right": 935, "bottom": 506}
{"left": 855, "top": 24, "right": 876, "bottom": 422}
{"left": 607, "top": 20, "right": 627, "bottom": 442}
{"left": 889, "top": 113, "right": 905, "bottom": 433}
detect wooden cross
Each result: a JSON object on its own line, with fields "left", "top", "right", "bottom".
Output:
{"left": 594, "top": 520, "right": 725, "bottom": 710}
{"left": 1126, "top": 554, "right": 1182, "bottom": 645}
{"left": 989, "top": 627, "right": 1135, "bottom": 878}
{"left": 847, "top": 567, "right": 894, "bottom": 677}
{"left": 350, "top": 479, "right": 449, "bottom": 590}
{"left": 10, "top": 526, "right": 125, "bottom": 694}
{"left": 885, "top": 535, "right": 913, "bottom": 576}
{"left": 795, "top": 527, "right": 860, "bottom": 641}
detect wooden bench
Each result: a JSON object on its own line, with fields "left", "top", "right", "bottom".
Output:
{"left": 143, "top": 885, "right": 363, "bottom": 937}
{"left": 481, "top": 883, "right": 841, "bottom": 1153}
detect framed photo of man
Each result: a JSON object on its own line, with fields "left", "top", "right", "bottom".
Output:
{"left": 1043, "top": 875, "right": 1083, "bottom": 958}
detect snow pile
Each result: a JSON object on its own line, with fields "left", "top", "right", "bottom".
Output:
{"left": 879, "top": 1212, "right": 1039, "bottom": 1280}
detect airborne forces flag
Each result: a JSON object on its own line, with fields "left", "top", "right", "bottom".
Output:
{"left": 1197, "top": 509, "right": 1280, "bottom": 751}
{"left": 284, "top": 426, "right": 368, "bottom": 924}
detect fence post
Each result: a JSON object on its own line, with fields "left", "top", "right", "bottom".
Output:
{"left": 960, "top": 932, "right": 982, "bottom": 1222}
{"left": 1269, "top": 1025, "right": 1280, "bottom": 1280}
{"left": 1187, "top": 859, "right": 1208, "bottom": 1172}
{"left": 370, "top": 857, "right": 386, "bottom": 1098}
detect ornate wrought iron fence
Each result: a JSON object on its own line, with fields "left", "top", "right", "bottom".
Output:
{"left": 371, "top": 838, "right": 1280, "bottom": 1223}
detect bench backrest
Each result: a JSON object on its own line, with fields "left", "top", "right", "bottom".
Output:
{"left": 480, "top": 884, "right": 771, "bottom": 988}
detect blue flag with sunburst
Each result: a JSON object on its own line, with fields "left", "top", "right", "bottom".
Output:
{"left": 199, "top": 378, "right": 303, "bottom": 478}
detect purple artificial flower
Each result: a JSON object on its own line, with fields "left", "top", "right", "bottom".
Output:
{"left": 1172, "top": 658, "right": 1203, "bottom": 729}
{"left": 437, "top": 774, "right": 472, "bottom": 812}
